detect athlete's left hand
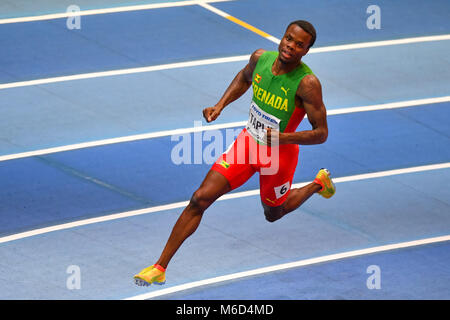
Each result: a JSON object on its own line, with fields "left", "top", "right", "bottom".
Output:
{"left": 265, "top": 127, "right": 282, "bottom": 147}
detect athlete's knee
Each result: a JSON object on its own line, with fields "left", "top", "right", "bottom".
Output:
{"left": 263, "top": 205, "right": 285, "bottom": 223}
{"left": 190, "top": 188, "right": 214, "bottom": 212}
{"left": 265, "top": 212, "right": 280, "bottom": 223}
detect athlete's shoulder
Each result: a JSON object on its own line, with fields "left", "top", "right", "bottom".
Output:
{"left": 300, "top": 73, "right": 320, "bottom": 86}
{"left": 249, "top": 48, "right": 266, "bottom": 65}
{"left": 246, "top": 49, "right": 268, "bottom": 77}
{"left": 296, "top": 74, "right": 322, "bottom": 98}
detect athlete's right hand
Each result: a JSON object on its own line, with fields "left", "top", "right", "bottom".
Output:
{"left": 203, "top": 106, "right": 222, "bottom": 123}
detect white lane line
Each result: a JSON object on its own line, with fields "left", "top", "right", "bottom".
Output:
{"left": 0, "top": 0, "right": 234, "bottom": 24}
{"left": 309, "top": 34, "right": 450, "bottom": 53}
{"left": 1, "top": 34, "right": 449, "bottom": 90}
{"left": 0, "top": 162, "right": 448, "bottom": 245}
{"left": 326, "top": 96, "right": 450, "bottom": 115}
{"left": 220, "top": 162, "right": 450, "bottom": 201}
{"left": 0, "top": 201, "right": 187, "bottom": 244}
{"left": 0, "top": 55, "right": 250, "bottom": 90}
{"left": 0, "top": 120, "right": 246, "bottom": 162}
{"left": 0, "top": 95, "right": 448, "bottom": 163}
{"left": 125, "top": 234, "right": 450, "bottom": 300}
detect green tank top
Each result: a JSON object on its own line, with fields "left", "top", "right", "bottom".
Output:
{"left": 246, "top": 51, "right": 313, "bottom": 143}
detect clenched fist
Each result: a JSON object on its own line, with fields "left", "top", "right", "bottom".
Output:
{"left": 203, "top": 106, "right": 222, "bottom": 123}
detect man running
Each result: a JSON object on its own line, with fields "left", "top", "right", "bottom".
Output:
{"left": 134, "top": 20, "right": 336, "bottom": 286}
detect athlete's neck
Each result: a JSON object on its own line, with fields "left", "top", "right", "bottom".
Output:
{"left": 272, "top": 57, "right": 301, "bottom": 76}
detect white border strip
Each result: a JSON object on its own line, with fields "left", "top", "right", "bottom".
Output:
{"left": 1, "top": 34, "right": 449, "bottom": 91}
{"left": 0, "top": 0, "right": 233, "bottom": 24}
{"left": 125, "top": 234, "right": 450, "bottom": 300}
{"left": 0, "top": 162, "right": 448, "bottom": 245}
{"left": 0, "top": 95, "right": 448, "bottom": 163}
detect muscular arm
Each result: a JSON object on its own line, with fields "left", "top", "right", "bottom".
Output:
{"left": 276, "top": 74, "right": 328, "bottom": 145}
{"left": 203, "top": 49, "right": 265, "bottom": 122}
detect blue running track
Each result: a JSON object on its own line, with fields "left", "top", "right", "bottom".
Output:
{"left": 0, "top": 0, "right": 449, "bottom": 300}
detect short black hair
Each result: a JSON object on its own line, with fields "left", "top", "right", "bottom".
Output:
{"left": 286, "top": 20, "right": 316, "bottom": 48}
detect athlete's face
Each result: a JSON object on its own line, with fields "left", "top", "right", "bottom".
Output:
{"left": 278, "top": 24, "right": 312, "bottom": 64}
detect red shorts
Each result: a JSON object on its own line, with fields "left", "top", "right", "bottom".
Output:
{"left": 211, "top": 128, "right": 299, "bottom": 207}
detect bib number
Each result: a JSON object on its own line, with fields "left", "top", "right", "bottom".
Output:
{"left": 246, "top": 101, "right": 281, "bottom": 144}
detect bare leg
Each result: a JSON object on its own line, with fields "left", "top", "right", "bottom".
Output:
{"left": 155, "top": 170, "right": 231, "bottom": 269}
{"left": 263, "top": 182, "right": 321, "bottom": 222}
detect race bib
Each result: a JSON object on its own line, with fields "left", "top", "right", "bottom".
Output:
{"left": 246, "top": 101, "right": 281, "bottom": 144}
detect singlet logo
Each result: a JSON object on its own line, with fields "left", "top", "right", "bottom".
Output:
{"left": 254, "top": 73, "right": 262, "bottom": 83}
{"left": 281, "top": 86, "right": 290, "bottom": 96}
